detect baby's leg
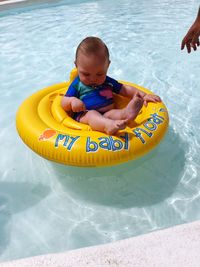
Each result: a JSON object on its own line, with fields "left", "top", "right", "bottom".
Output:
{"left": 80, "top": 110, "right": 127, "bottom": 135}
{"left": 104, "top": 94, "right": 144, "bottom": 122}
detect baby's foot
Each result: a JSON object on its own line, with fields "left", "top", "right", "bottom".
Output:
{"left": 125, "top": 94, "right": 144, "bottom": 121}
{"left": 104, "top": 119, "right": 127, "bottom": 135}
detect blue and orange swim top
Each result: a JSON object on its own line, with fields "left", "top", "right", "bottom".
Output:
{"left": 65, "top": 76, "right": 123, "bottom": 110}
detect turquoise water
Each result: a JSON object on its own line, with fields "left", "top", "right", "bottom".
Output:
{"left": 0, "top": 0, "right": 200, "bottom": 262}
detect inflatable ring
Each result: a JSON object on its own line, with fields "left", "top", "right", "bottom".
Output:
{"left": 16, "top": 69, "right": 169, "bottom": 167}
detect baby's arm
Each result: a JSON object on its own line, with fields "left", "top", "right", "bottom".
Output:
{"left": 61, "top": 77, "right": 86, "bottom": 112}
{"left": 119, "top": 84, "right": 161, "bottom": 106}
{"left": 61, "top": 78, "right": 86, "bottom": 112}
{"left": 119, "top": 84, "right": 146, "bottom": 98}
{"left": 61, "top": 96, "right": 86, "bottom": 112}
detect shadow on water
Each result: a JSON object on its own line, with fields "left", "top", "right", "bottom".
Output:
{"left": 53, "top": 126, "right": 187, "bottom": 208}
{"left": 0, "top": 182, "right": 50, "bottom": 257}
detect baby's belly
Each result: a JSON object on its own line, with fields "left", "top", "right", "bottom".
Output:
{"left": 97, "top": 104, "right": 114, "bottom": 113}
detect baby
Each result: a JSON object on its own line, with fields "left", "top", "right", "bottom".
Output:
{"left": 62, "top": 37, "right": 161, "bottom": 135}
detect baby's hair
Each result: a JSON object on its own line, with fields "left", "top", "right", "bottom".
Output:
{"left": 75, "top": 36, "right": 110, "bottom": 62}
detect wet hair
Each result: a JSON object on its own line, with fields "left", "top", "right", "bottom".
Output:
{"left": 75, "top": 36, "right": 110, "bottom": 62}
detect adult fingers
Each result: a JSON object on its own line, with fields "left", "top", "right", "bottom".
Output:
{"left": 191, "top": 43, "right": 197, "bottom": 51}
{"left": 181, "top": 39, "right": 186, "bottom": 50}
{"left": 186, "top": 42, "right": 191, "bottom": 53}
{"left": 181, "top": 31, "right": 191, "bottom": 50}
{"left": 191, "top": 35, "right": 200, "bottom": 48}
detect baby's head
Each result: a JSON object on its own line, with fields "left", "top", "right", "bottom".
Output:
{"left": 75, "top": 37, "right": 110, "bottom": 86}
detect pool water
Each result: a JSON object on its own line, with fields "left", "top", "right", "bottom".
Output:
{"left": 0, "top": 0, "right": 200, "bottom": 262}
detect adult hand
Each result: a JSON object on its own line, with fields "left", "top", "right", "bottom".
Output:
{"left": 181, "top": 7, "right": 200, "bottom": 53}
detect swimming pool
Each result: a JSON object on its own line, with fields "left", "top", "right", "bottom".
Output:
{"left": 0, "top": 0, "right": 200, "bottom": 262}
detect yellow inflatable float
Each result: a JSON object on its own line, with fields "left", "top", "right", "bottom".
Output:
{"left": 16, "top": 69, "right": 169, "bottom": 167}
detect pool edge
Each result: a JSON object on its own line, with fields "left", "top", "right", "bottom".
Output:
{"left": 1, "top": 220, "right": 200, "bottom": 266}
{"left": 0, "top": 0, "right": 59, "bottom": 11}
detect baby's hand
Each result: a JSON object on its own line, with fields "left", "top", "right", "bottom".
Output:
{"left": 143, "top": 94, "right": 161, "bottom": 107}
{"left": 71, "top": 98, "right": 86, "bottom": 112}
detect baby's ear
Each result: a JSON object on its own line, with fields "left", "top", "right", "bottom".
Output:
{"left": 74, "top": 60, "right": 77, "bottom": 67}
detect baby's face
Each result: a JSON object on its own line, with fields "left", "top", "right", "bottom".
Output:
{"left": 75, "top": 53, "right": 110, "bottom": 87}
